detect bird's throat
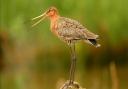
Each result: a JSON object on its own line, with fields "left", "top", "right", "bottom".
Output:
{"left": 49, "top": 14, "right": 59, "bottom": 22}
{"left": 50, "top": 14, "right": 59, "bottom": 30}
{"left": 50, "top": 15, "right": 59, "bottom": 35}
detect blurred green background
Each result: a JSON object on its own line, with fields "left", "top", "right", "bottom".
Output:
{"left": 0, "top": 0, "right": 128, "bottom": 89}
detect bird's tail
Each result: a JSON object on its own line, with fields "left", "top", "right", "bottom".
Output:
{"left": 84, "top": 39, "right": 101, "bottom": 48}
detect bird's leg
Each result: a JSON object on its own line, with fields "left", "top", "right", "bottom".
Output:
{"left": 69, "top": 42, "right": 76, "bottom": 84}
{"left": 60, "top": 42, "right": 85, "bottom": 89}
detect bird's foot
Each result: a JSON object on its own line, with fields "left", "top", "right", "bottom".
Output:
{"left": 59, "top": 80, "right": 85, "bottom": 89}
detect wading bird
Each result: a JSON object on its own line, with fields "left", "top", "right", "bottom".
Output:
{"left": 32, "top": 6, "right": 100, "bottom": 89}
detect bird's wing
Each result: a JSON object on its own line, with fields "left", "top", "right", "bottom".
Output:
{"left": 57, "top": 18, "right": 84, "bottom": 40}
{"left": 57, "top": 17, "right": 98, "bottom": 40}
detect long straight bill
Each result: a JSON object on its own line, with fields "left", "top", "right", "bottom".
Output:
{"left": 31, "top": 16, "right": 46, "bottom": 27}
{"left": 31, "top": 12, "right": 46, "bottom": 21}
{"left": 31, "top": 12, "right": 46, "bottom": 27}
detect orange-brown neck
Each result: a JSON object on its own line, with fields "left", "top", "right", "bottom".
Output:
{"left": 49, "top": 14, "right": 59, "bottom": 35}
{"left": 49, "top": 13, "right": 59, "bottom": 22}
{"left": 49, "top": 13, "right": 59, "bottom": 29}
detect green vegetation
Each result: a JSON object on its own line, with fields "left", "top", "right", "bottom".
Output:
{"left": 0, "top": 0, "right": 128, "bottom": 89}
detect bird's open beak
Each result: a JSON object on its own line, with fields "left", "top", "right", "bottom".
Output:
{"left": 31, "top": 12, "right": 47, "bottom": 27}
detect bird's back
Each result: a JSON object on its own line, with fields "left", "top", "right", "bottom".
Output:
{"left": 56, "top": 17, "right": 100, "bottom": 47}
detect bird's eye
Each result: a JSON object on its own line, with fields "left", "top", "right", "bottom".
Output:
{"left": 48, "top": 9, "right": 52, "bottom": 13}
{"left": 48, "top": 9, "right": 50, "bottom": 12}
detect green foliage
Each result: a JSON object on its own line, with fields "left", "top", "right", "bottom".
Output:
{"left": 0, "top": 0, "right": 128, "bottom": 89}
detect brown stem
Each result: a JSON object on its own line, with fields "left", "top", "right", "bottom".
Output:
{"left": 110, "top": 61, "right": 119, "bottom": 89}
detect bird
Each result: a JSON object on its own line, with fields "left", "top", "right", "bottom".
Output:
{"left": 32, "top": 6, "right": 100, "bottom": 89}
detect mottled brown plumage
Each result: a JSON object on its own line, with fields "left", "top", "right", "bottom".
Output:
{"left": 32, "top": 7, "right": 100, "bottom": 47}
{"left": 32, "top": 6, "right": 100, "bottom": 89}
{"left": 56, "top": 17, "right": 100, "bottom": 47}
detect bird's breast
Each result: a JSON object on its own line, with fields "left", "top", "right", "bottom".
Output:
{"left": 51, "top": 21, "right": 58, "bottom": 35}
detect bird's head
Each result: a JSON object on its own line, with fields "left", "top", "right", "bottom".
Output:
{"left": 31, "top": 6, "right": 59, "bottom": 27}
{"left": 46, "top": 7, "right": 58, "bottom": 17}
